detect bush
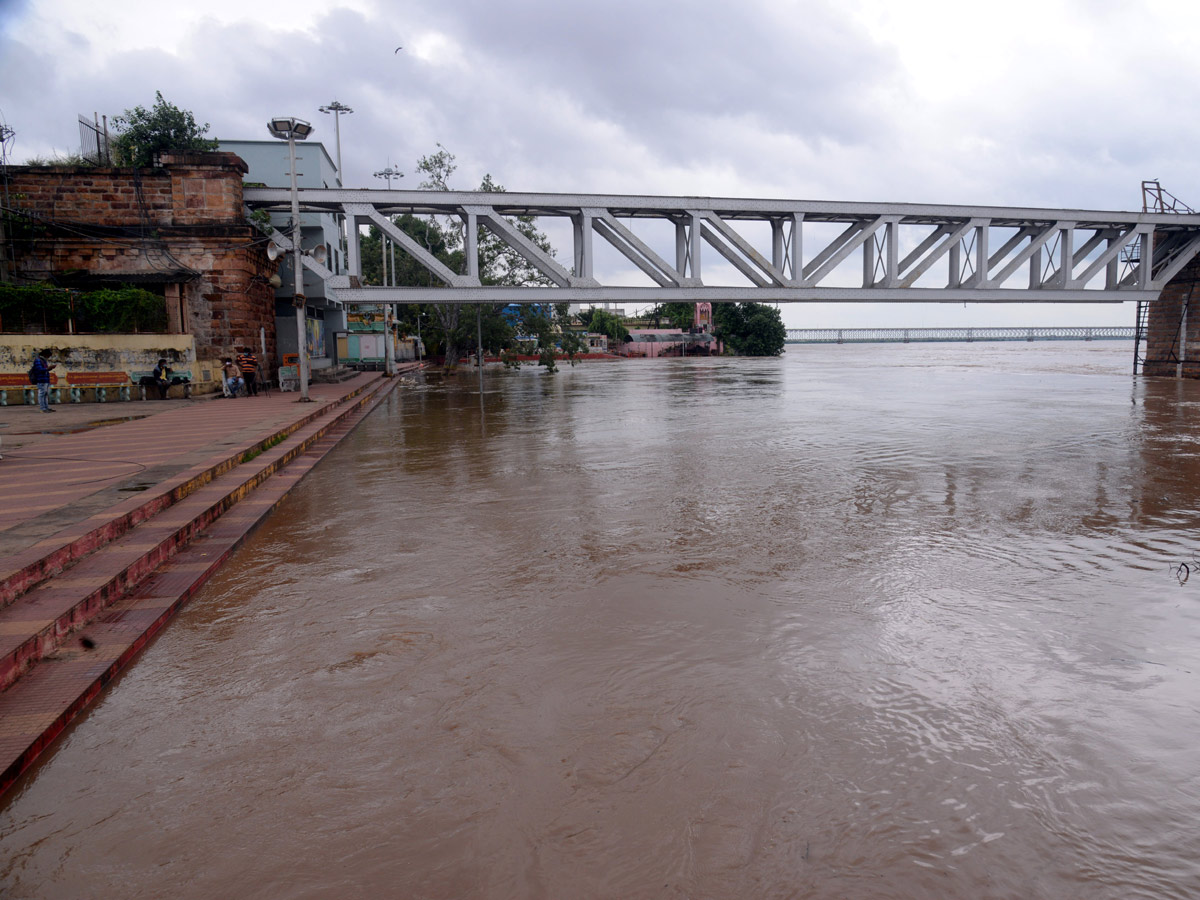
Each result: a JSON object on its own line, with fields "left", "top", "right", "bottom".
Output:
{"left": 0, "top": 284, "right": 168, "bottom": 333}
{"left": 110, "top": 92, "right": 218, "bottom": 168}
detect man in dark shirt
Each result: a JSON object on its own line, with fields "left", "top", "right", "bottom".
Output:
{"left": 151, "top": 358, "right": 172, "bottom": 400}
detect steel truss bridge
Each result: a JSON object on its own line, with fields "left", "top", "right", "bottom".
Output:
{"left": 786, "top": 326, "right": 1136, "bottom": 344}
{"left": 243, "top": 188, "right": 1200, "bottom": 307}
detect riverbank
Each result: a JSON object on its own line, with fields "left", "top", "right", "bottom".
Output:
{"left": 0, "top": 365, "right": 421, "bottom": 795}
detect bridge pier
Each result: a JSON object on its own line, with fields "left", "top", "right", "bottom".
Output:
{"left": 1144, "top": 258, "right": 1200, "bottom": 378}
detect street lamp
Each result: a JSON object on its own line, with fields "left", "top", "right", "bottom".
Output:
{"left": 318, "top": 101, "right": 353, "bottom": 179}
{"left": 267, "top": 116, "right": 314, "bottom": 402}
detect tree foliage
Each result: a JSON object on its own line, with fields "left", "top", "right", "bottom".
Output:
{"left": 712, "top": 302, "right": 787, "bottom": 356}
{"left": 368, "top": 144, "right": 564, "bottom": 371}
{"left": 511, "top": 302, "right": 585, "bottom": 372}
{"left": 110, "top": 92, "right": 218, "bottom": 167}
{"left": 580, "top": 307, "right": 630, "bottom": 344}
{"left": 654, "top": 302, "right": 698, "bottom": 331}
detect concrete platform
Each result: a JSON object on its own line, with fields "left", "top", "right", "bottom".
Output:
{"left": 0, "top": 366, "right": 420, "bottom": 795}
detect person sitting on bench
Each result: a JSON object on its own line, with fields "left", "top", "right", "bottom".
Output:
{"left": 222, "top": 358, "right": 244, "bottom": 398}
{"left": 151, "top": 358, "right": 172, "bottom": 400}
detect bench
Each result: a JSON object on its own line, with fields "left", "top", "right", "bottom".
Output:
{"left": 129, "top": 370, "right": 192, "bottom": 400}
{"left": 0, "top": 372, "right": 59, "bottom": 406}
{"left": 65, "top": 371, "right": 132, "bottom": 403}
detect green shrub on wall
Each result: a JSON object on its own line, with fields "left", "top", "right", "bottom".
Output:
{"left": 0, "top": 284, "right": 168, "bottom": 334}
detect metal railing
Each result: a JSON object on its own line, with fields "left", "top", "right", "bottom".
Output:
{"left": 77, "top": 114, "right": 110, "bottom": 165}
{"left": 785, "top": 326, "right": 1137, "bottom": 344}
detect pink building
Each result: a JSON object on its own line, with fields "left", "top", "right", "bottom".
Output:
{"left": 621, "top": 328, "right": 720, "bottom": 358}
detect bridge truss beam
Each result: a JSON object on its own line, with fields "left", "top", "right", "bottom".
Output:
{"left": 243, "top": 188, "right": 1200, "bottom": 306}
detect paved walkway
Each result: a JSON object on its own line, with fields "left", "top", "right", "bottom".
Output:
{"left": 0, "top": 379, "right": 376, "bottom": 546}
{"left": 0, "top": 368, "right": 418, "bottom": 795}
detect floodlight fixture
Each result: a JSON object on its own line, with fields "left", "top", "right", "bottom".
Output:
{"left": 373, "top": 165, "right": 403, "bottom": 189}
{"left": 267, "top": 117, "right": 313, "bottom": 141}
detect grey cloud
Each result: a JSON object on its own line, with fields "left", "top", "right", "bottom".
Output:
{"left": 410, "top": 0, "right": 900, "bottom": 153}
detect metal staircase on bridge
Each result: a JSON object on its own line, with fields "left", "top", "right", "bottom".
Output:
{"left": 1132, "top": 181, "right": 1197, "bottom": 375}
{"left": 244, "top": 187, "right": 1200, "bottom": 307}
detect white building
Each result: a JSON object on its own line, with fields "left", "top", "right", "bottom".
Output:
{"left": 220, "top": 139, "right": 346, "bottom": 369}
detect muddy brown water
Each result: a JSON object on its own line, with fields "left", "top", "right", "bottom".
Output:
{"left": 3, "top": 343, "right": 1200, "bottom": 899}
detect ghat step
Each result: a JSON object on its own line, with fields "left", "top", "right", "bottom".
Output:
{"left": 0, "top": 374, "right": 403, "bottom": 795}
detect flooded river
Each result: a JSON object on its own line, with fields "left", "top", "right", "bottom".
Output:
{"left": 3, "top": 343, "right": 1200, "bottom": 899}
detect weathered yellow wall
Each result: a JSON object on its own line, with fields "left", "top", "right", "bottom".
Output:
{"left": 0, "top": 334, "right": 197, "bottom": 380}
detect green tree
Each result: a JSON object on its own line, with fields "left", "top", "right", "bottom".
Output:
{"left": 411, "top": 145, "right": 560, "bottom": 370}
{"left": 360, "top": 213, "right": 450, "bottom": 288}
{"left": 582, "top": 307, "right": 630, "bottom": 344}
{"left": 110, "top": 92, "right": 218, "bottom": 168}
{"left": 654, "top": 302, "right": 697, "bottom": 331}
{"left": 712, "top": 302, "right": 787, "bottom": 356}
{"left": 512, "top": 302, "right": 584, "bottom": 372}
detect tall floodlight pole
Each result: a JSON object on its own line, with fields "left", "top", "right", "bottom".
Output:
{"left": 318, "top": 102, "right": 353, "bottom": 275}
{"left": 268, "top": 116, "right": 315, "bottom": 402}
{"left": 373, "top": 166, "right": 403, "bottom": 286}
{"left": 372, "top": 166, "right": 404, "bottom": 371}
{"left": 318, "top": 101, "right": 353, "bottom": 179}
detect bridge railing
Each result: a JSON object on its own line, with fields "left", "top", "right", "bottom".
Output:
{"left": 244, "top": 188, "right": 1200, "bottom": 306}
{"left": 785, "top": 326, "right": 1137, "bottom": 343}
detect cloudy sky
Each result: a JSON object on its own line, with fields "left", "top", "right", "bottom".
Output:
{"left": 3, "top": 0, "right": 1199, "bottom": 328}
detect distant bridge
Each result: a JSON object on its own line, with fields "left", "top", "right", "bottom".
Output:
{"left": 786, "top": 326, "right": 1137, "bottom": 344}
{"left": 243, "top": 188, "right": 1200, "bottom": 307}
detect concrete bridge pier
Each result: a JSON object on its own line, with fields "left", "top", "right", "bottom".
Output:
{"left": 1144, "top": 259, "right": 1200, "bottom": 378}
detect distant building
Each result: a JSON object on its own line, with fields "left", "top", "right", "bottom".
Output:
{"left": 570, "top": 301, "right": 627, "bottom": 318}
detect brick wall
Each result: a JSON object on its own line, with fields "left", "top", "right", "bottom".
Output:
{"left": 5, "top": 152, "right": 278, "bottom": 375}
{"left": 1143, "top": 257, "right": 1200, "bottom": 378}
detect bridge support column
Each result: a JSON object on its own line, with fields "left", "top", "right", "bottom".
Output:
{"left": 1144, "top": 258, "right": 1200, "bottom": 378}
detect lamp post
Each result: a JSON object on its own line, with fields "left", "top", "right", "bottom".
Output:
{"left": 268, "top": 116, "right": 314, "bottom": 401}
{"left": 317, "top": 101, "right": 353, "bottom": 179}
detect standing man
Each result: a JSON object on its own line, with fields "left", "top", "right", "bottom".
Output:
{"left": 236, "top": 347, "right": 259, "bottom": 397}
{"left": 31, "top": 350, "right": 56, "bottom": 413}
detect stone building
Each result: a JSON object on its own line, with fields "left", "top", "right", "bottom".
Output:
{"left": 3, "top": 151, "right": 277, "bottom": 384}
